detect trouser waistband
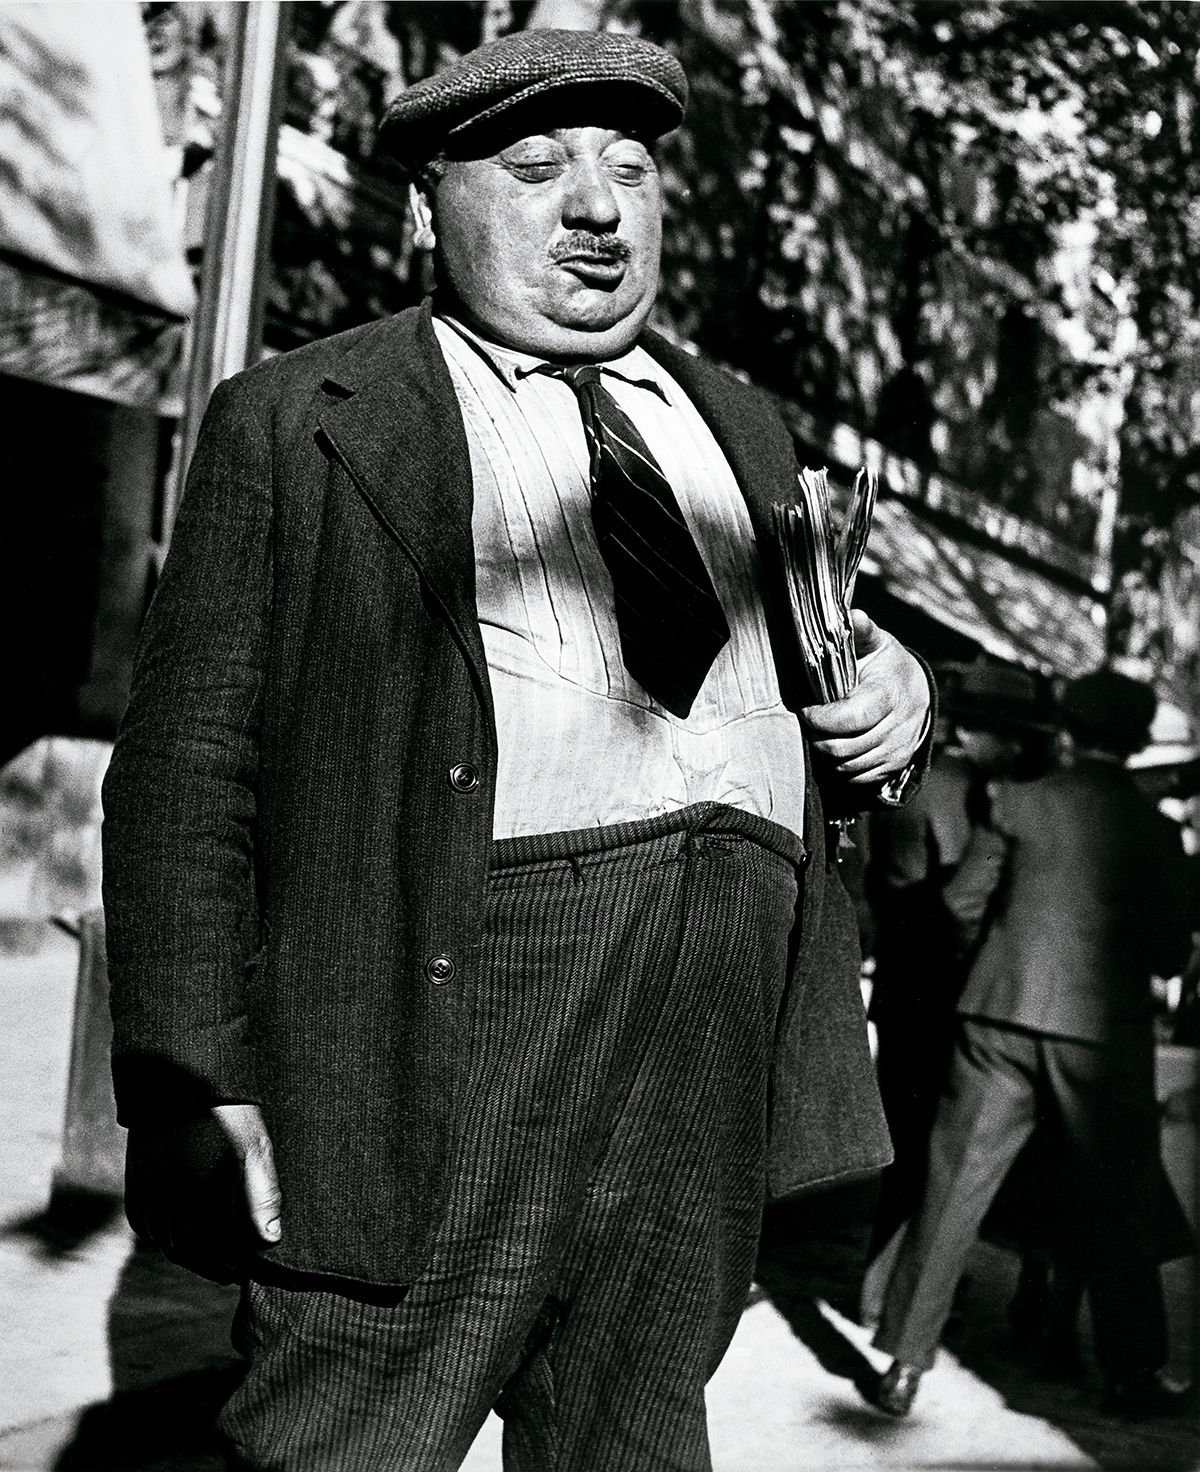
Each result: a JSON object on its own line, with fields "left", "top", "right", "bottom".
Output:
{"left": 488, "top": 800, "right": 806, "bottom": 875}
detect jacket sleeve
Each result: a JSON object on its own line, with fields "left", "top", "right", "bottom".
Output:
{"left": 1147, "top": 810, "right": 1197, "bottom": 979}
{"left": 941, "top": 821, "right": 1009, "bottom": 956}
{"left": 102, "top": 374, "right": 272, "bottom": 1125}
{"left": 940, "top": 778, "right": 1013, "bottom": 956}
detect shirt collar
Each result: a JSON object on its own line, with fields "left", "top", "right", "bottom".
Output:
{"left": 437, "top": 312, "right": 668, "bottom": 402}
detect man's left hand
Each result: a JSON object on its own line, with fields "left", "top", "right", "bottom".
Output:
{"left": 801, "top": 611, "right": 930, "bottom": 785}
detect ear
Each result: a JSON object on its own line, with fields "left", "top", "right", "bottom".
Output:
{"left": 409, "top": 182, "right": 436, "bottom": 252}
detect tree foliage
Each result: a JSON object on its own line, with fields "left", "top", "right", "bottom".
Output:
{"left": 262, "top": 0, "right": 1199, "bottom": 706}
{"left": 625, "top": 0, "right": 1199, "bottom": 704}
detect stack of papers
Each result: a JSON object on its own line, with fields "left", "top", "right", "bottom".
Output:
{"left": 772, "top": 466, "right": 878, "bottom": 704}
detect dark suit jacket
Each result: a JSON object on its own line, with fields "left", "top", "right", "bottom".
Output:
{"left": 102, "top": 300, "right": 911, "bottom": 1286}
{"left": 868, "top": 748, "right": 977, "bottom": 1024}
{"left": 951, "top": 759, "right": 1193, "bottom": 1044}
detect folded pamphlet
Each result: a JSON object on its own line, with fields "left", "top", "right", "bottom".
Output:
{"left": 772, "top": 465, "right": 878, "bottom": 705}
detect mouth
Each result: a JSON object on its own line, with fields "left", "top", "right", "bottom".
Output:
{"left": 556, "top": 253, "right": 628, "bottom": 286}
{"left": 550, "top": 232, "right": 631, "bottom": 288}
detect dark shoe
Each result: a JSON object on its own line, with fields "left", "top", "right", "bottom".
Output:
{"left": 1102, "top": 1373, "right": 1194, "bottom": 1419}
{"left": 872, "top": 1361, "right": 923, "bottom": 1417}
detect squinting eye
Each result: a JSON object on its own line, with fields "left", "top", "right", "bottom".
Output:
{"left": 603, "top": 145, "right": 653, "bottom": 185}
{"left": 502, "top": 156, "right": 564, "bottom": 183}
{"left": 605, "top": 162, "right": 649, "bottom": 186}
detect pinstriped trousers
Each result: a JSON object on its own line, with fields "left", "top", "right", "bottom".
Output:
{"left": 216, "top": 803, "right": 803, "bottom": 1471}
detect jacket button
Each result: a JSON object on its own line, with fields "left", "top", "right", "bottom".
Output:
{"left": 425, "top": 953, "right": 456, "bottom": 985}
{"left": 448, "top": 762, "right": 480, "bottom": 794}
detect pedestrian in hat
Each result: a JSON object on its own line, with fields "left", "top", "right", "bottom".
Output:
{"left": 864, "top": 665, "right": 1048, "bottom": 1282}
{"left": 869, "top": 667, "right": 1194, "bottom": 1419}
{"left": 102, "top": 28, "right": 932, "bottom": 1470}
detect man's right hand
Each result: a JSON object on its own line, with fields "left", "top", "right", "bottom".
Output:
{"left": 124, "top": 1102, "right": 281, "bottom": 1283}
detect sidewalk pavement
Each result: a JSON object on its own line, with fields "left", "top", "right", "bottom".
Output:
{"left": 2, "top": 926, "right": 1196, "bottom": 1472}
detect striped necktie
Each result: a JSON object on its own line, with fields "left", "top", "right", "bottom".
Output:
{"left": 539, "top": 363, "right": 730, "bottom": 718}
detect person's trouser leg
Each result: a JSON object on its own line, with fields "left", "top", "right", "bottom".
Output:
{"left": 870, "top": 1006, "right": 958, "bottom": 1255}
{"left": 874, "top": 1020, "right": 1037, "bottom": 1372}
{"left": 1042, "top": 1036, "right": 1168, "bottom": 1384}
{"left": 218, "top": 804, "right": 802, "bottom": 1472}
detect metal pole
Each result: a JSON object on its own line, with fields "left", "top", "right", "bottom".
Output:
{"left": 163, "top": 0, "right": 290, "bottom": 545}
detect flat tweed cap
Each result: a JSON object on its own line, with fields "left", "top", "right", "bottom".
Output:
{"left": 379, "top": 28, "right": 688, "bottom": 170}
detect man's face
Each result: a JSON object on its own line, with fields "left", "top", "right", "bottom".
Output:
{"left": 425, "top": 125, "right": 663, "bottom": 361}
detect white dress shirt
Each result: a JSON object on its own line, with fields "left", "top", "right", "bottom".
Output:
{"left": 433, "top": 315, "right": 807, "bottom": 841}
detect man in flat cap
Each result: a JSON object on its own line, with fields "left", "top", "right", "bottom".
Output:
{"left": 103, "top": 27, "right": 932, "bottom": 1470}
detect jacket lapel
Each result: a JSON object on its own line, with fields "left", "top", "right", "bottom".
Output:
{"left": 641, "top": 331, "right": 800, "bottom": 533}
{"left": 314, "top": 302, "right": 489, "bottom": 705}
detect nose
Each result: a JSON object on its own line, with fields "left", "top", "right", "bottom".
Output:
{"left": 562, "top": 156, "right": 620, "bottom": 232}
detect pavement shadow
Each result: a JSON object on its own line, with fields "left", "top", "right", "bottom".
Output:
{"left": 3, "top": 1187, "right": 122, "bottom": 1260}
{"left": 53, "top": 1368, "right": 238, "bottom": 1472}
{"left": 942, "top": 1243, "right": 1200, "bottom": 1472}
{"left": 755, "top": 1289, "right": 882, "bottom": 1404}
{"left": 52, "top": 1239, "right": 242, "bottom": 1472}
{"left": 756, "top": 1187, "right": 1199, "bottom": 1471}
{"left": 755, "top": 1179, "right": 884, "bottom": 1402}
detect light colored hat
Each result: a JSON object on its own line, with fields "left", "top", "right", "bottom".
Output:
{"left": 378, "top": 28, "right": 688, "bottom": 171}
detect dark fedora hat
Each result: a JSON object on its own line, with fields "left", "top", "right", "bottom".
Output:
{"left": 1060, "top": 667, "right": 1157, "bottom": 755}
{"left": 937, "top": 661, "right": 1052, "bottom": 734}
{"left": 378, "top": 28, "right": 688, "bottom": 172}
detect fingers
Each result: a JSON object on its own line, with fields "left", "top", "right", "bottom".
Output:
{"left": 803, "top": 678, "right": 891, "bottom": 737}
{"left": 124, "top": 1104, "right": 284, "bottom": 1284}
{"left": 811, "top": 729, "right": 914, "bottom": 783}
{"left": 243, "top": 1135, "right": 282, "bottom": 1244}
{"left": 850, "top": 608, "right": 885, "bottom": 656}
{"left": 802, "top": 620, "right": 931, "bottom": 784}
{"left": 123, "top": 1114, "right": 251, "bottom": 1283}
{"left": 810, "top": 734, "right": 915, "bottom": 784}
{"left": 213, "top": 1103, "right": 283, "bottom": 1245}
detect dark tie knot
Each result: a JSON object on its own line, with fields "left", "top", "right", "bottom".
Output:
{"left": 531, "top": 361, "right": 601, "bottom": 395}
{"left": 564, "top": 363, "right": 602, "bottom": 390}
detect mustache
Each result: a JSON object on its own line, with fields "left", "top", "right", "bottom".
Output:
{"left": 549, "top": 232, "right": 631, "bottom": 264}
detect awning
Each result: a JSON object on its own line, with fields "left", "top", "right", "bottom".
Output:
{"left": 0, "top": 2, "right": 193, "bottom": 318}
{"left": 859, "top": 496, "right": 1108, "bottom": 678}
